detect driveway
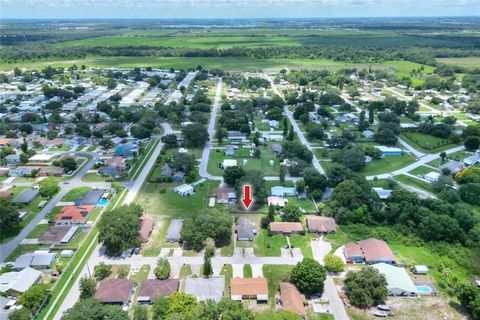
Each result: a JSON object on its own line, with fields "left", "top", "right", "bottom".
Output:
{"left": 251, "top": 264, "right": 263, "bottom": 277}
{"left": 311, "top": 238, "right": 332, "bottom": 265}
{"left": 232, "top": 264, "right": 244, "bottom": 278}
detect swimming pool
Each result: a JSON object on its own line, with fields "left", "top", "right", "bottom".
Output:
{"left": 416, "top": 285, "right": 432, "bottom": 294}
{"left": 97, "top": 199, "right": 109, "bottom": 206}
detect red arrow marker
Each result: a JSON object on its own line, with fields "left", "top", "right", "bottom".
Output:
{"left": 242, "top": 184, "right": 253, "bottom": 209}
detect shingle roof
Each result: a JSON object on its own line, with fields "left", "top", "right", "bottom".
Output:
{"left": 306, "top": 215, "right": 336, "bottom": 233}
{"left": 166, "top": 219, "right": 183, "bottom": 242}
{"left": 74, "top": 190, "right": 103, "bottom": 206}
{"left": 0, "top": 267, "right": 42, "bottom": 294}
{"left": 279, "top": 282, "right": 306, "bottom": 316}
{"left": 230, "top": 277, "right": 268, "bottom": 296}
{"left": 269, "top": 222, "right": 303, "bottom": 233}
{"left": 12, "top": 189, "right": 39, "bottom": 204}
{"left": 357, "top": 238, "right": 396, "bottom": 263}
{"left": 95, "top": 279, "right": 134, "bottom": 303}
{"left": 138, "top": 279, "right": 179, "bottom": 301}
{"left": 139, "top": 217, "right": 154, "bottom": 242}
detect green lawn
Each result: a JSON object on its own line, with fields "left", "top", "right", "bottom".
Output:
{"left": 253, "top": 229, "right": 287, "bottom": 257}
{"left": 436, "top": 57, "right": 480, "bottom": 68}
{"left": 401, "top": 132, "right": 460, "bottom": 153}
{"left": 81, "top": 173, "right": 107, "bottom": 182}
{"left": 207, "top": 144, "right": 281, "bottom": 177}
{"left": 6, "top": 244, "right": 51, "bottom": 261}
{"left": 263, "top": 265, "right": 294, "bottom": 299}
{"left": 62, "top": 187, "right": 91, "bottom": 202}
{"left": 26, "top": 224, "right": 50, "bottom": 239}
{"left": 289, "top": 234, "right": 316, "bottom": 259}
{"left": 136, "top": 181, "right": 219, "bottom": 215}
{"left": 409, "top": 165, "right": 440, "bottom": 176}
{"left": 220, "top": 264, "right": 233, "bottom": 296}
{"left": 394, "top": 174, "right": 434, "bottom": 192}
{"left": 362, "top": 154, "right": 416, "bottom": 176}
{"left": 243, "top": 264, "right": 253, "bottom": 278}
{"left": 129, "top": 265, "right": 151, "bottom": 303}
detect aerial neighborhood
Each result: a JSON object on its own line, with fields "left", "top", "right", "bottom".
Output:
{"left": 0, "top": 15, "right": 480, "bottom": 320}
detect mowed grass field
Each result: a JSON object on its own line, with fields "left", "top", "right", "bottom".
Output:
{"left": 436, "top": 57, "right": 480, "bottom": 68}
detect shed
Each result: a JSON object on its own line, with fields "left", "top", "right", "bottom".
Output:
{"left": 414, "top": 265, "right": 429, "bottom": 275}
{"left": 221, "top": 159, "right": 237, "bottom": 169}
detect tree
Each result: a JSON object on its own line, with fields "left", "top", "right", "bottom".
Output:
{"left": 333, "top": 147, "right": 365, "bottom": 172}
{"left": 133, "top": 305, "right": 148, "bottom": 320}
{"left": 79, "top": 277, "right": 96, "bottom": 299}
{"left": 61, "top": 298, "right": 129, "bottom": 320}
{"left": 291, "top": 258, "right": 326, "bottom": 295}
{"left": 459, "top": 183, "right": 480, "bottom": 205}
{"left": 306, "top": 123, "right": 324, "bottom": 140}
{"left": 8, "top": 308, "right": 32, "bottom": 320}
{"left": 152, "top": 292, "right": 198, "bottom": 320}
{"left": 203, "top": 254, "right": 213, "bottom": 278}
{"left": 345, "top": 267, "right": 388, "bottom": 308}
{"left": 94, "top": 262, "right": 112, "bottom": 280}
{"left": 39, "top": 178, "right": 59, "bottom": 197}
{"left": 199, "top": 299, "right": 255, "bottom": 320}
{"left": 59, "top": 157, "right": 78, "bottom": 172}
{"left": 223, "top": 166, "right": 245, "bottom": 186}
{"left": 18, "top": 284, "right": 49, "bottom": 313}
{"left": 279, "top": 166, "right": 286, "bottom": 183}
{"left": 440, "top": 151, "right": 447, "bottom": 163}
{"left": 374, "top": 128, "right": 397, "bottom": 146}
{"left": 117, "top": 265, "right": 130, "bottom": 278}
{"left": 287, "top": 124, "right": 294, "bottom": 141}
{"left": 98, "top": 204, "right": 142, "bottom": 256}
{"left": 181, "top": 209, "right": 233, "bottom": 250}
{"left": 465, "top": 136, "right": 480, "bottom": 151}
{"left": 161, "top": 134, "right": 178, "bottom": 148}
{"left": 168, "top": 152, "right": 196, "bottom": 173}
{"left": 458, "top": 283, "right": 480, "bottom": 320}
{"left": 324, "top": 254, "right": 344, "bottom": 272}
{"left": 0, "top": 199, "right": 20, "bottom": 239}
{"left": 303, "top": 168, "right": 327, "bottom": 193}
{"left": 215, "top": 127, "right": 228, "bottom": 143}
{"left": 296, "top": 180, "right": 305, "bottom": 193}
{"left": 155, "top": 258, "right": 171, "bottom": 280}
{"left": 182, "top": 123, "right": 209, "bottom": 148}
{"left": 282, "top": 204, "right": 302, "bottom": 222}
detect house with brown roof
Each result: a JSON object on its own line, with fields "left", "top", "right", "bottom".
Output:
{"left": 55, "top": 205, "right": 94, "bottom": 225}
{"left": 38, "top": 166, "right": 64, "bottom": 177}
{"left": 46, "top": 138, "right": 65, "bottom": 147}
{"left": 216, "top": 186, "right": 237, "bottom": 204}
{"left": 278, "top": 282, "right": 306, "bottom": 317}
{"left": 0, "top": 138, "right": 14, "bottom": 147}
{"left": 0, "top": 168, "right": 10, "bottom": 176}
{"left": 95, "top": 278, "right": 135, "bottom": 305}
{"left": 306, "top": 215, "right": 336, "bottom": 234}
{"left": 137, "top": 279, "right": 179, "bottom": 304}
{"left": 0, "top": 190, "right": 13, "bottom": 198}
{"left": 230, "top": 278, "right": 268, "bottom": 302}
{"left": 344, "top": 238, "right": 396, "bottom": 264}
{"left": 269, "top": 222, "right": 303, "bottom": 235}
{"left": 139, "top": 217, "right": 154, "bottom": 242}
{"left": 105, "top": 157, "right": 128, "bottom": 171}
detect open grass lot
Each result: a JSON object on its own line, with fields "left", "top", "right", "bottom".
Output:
{"left": 409, "top": 165, "right": 439, "bottom": 176}
{"left": 263, "top": 265, "right": 294, "bottom": 299}
{"left": 207, "top": 144, "right": 281, "bottom": 177}
{"left": 61, "top": 186, "right": 91, "bottom": 201}
{"left": 26, "top": 223, "right": 50, "bottom": 239}
{"left": 436, "top": 57, "right": 480, "bottom": 68}
{"left": 136, "top": 180, "right": 219, "bottom": 215}
{"left": 289, "top": 233, "right": 317, "bottom": 259}
{"left": 427, "top": 150, "right": 472, "bottom": 167}
{"left": 253, "top": 229, "right": 287, "bottom": 257}
{"left": 401, "top": 132, "right": 460, "bottom": 153}
{"left": 394, "top": 174, "right": 434, "bottom": 192}
{"left": 220, "top": 264, "right": 233, "bottom": 296}
{"left": 81, "top": 172, "right": 108, "bottom": 182}
{"left": 6, "top": 244, "right": 51, "bottom": 261}
{"left": 362, "top": 153, "right": 416, "bottom": 176}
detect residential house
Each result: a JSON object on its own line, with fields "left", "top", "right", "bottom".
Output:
{"left": 98, "top": 166, "right": 121, "bottom": 178}
{"left": 268, "top": 134, "right": 283, "bottom": 142}
{"left": 55, "top": 205, "right": 94, "bottom": 225}
{"left": 184, "top": 277, "right": 224, "bottom": 302}
{"left": 12, "top": 189, "right": 39, "bottom": 204}
{"left": 372, "top": 187, "right": 392, "bottom": 200}
{"left": 306, "top": 215, "right": 336, "bottom": 234}
{"left": 0, "top": 138, "right": 14, "bottom": 147}
{"left": 278, "top": 282, "right": 306, "bottom": 318}
{"left": 267, "top": 196, "right": 287, "bottom": 208}
{"left": 271, "top": 186, "right": 296, "bottom": 197}
{"left": 236, "top": 218, "right": 257, "bottom": 241}
{"left": 174, "top": 184, "right": 194, "bottom": 196}
{"left": 39, "top": 226, "right": 78, "bottom": 245}
{"left": 221, "top": 159, "right": 237, "bottom": 169}
{"left": 227, "top": 131, "right": 247, "bottom": 142}
{"left": 28, "top": 154, "right": 56, "bottom": 163}
{"left": 172, "top": 171, "right": 185, "bottom": 182}
{"left": 0, "top": 168, "right": 10, "bottom": 177}
{"left": 161, "top": 164, "right": 174, "bottom": 177}
{"left": 139, "top": 217, "right": 154, "bottom": 242}
{"left": 10, "top": 166, "right": 38, "bottom": 177}
{"left": 463, "top": 153, "right": 480, "bottom": 166}
{"left": 74, "top": 190, "right": 103, "bottom": 206}
{"left": 216, "top": 186, "right": 237, "bottom": 204}
{"left": 269, "top": 222, "right": 303, "bottom": 235}
{"left": 95, "top": 279, "right": 135, "bottom": 305}
{"left": 362, "top": 130, "right": 375, "bottom": 139}
{"left": 230, "top": 278, "right": 268, "bottom": 302}
{"left": 105, "top": 157, "right": 128, "bottom": 171}
{"left": 375, "top": 146, "right": 403, "bottom": 156}
{"left": 438, "top": 160, "right": 464, "bottom": 174}
{"left": 424, "top": 171, "right": 441, "bottom": 183}
{"left": 166, "top": 219, "right": 183, "bottom": 242}
{"left": 13, "top": 251, "right": 56, "bottom": 270}
{"left": 224, "top": 145, "right": 235, "bottom": 156}
{"left": 372, "top": 263, "right": 417, "bottom": 296}
{"left": 344, "top": 238, "right": 396, "bottom": 264}
{"left": 38, "top": 166, "right": 64, "bottom": 177}
{"left": 271, "top": 144, "right": 282, "bottom": 156}
{"left": 137, "top": 279, "right": 179, "bottom": 304}
{"left": 0, "top": 267, "right": 42, "bottom": 296}
{"left": 5, "top": 154, "right": 20, "bottom": 164}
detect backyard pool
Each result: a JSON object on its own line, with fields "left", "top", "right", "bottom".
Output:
{"left": 97, "top": 199, "right": 109, "bottom": 206}
{"left": 416, "top": 285, "right": 432, "bottom": 294}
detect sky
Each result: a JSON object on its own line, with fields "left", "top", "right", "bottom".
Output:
{"left": 0, "top": 0, "right": 479, "bottom": 19}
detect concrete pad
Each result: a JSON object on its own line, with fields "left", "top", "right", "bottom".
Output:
{"left": 190, "top": 264, "right": 202, "bottom": 276}
{"left": 232, "top": 264, "right": 244, "bottom": 278}
{"left": 159, "top": 248, "right": 170, "bottom": 257}
{"left": 251, "top": 264, "right": 263, "bottom": 278}
{"left": 173, "top": 248, "right": 183, "bottom": 257}
{"left": 212, "top": 262, "right": 223, "bottom": 276}
{"left": 169, "top": 261, "right": 182, "bottom": 278}
{"left": 334, "top": 245, "right": 346, "bottom": 263}
{"left": 281, "top": 248, "right": 291, "bottom": 258}
{"left": 291, "top": 248, "right": 303, "bottom": 259}
{"left": 311, "top": 239, "right": 331, "bottom": 265}
{"left": 233, "top": 248, "right": 243, "bottom": 256}
{"left": 21, "top": 239, "right": 39, "bottom": 245}
{"left": 244, "top": 248, "right": 254, "bottom": 257}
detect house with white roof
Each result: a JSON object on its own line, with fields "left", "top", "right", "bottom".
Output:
{"left": 0, "top": 267, "right": 42, "bottom": 296}
{"left": 372, "top": 263, "right": 417, "bottom": 296}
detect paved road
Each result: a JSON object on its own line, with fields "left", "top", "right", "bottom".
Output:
{"left": 199, "top": 79, "right": 223, "bottom": 181}
{"left": 311, "top": 238, "right": 350, "bottom": 320}
{"left": 366, "top": 145, "right": 465, "bottom": 180}
{"left": 397, "top": 137, "right": 425, "bottom": 158}
{"left": 266, "top": 74, "right": 325, "bottom": 175}
{"left": 0, "top": 152, "right": 100, "bottom": 262}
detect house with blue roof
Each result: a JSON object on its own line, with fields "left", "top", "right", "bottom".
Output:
{"left": 271, "top": 186, "right": 297, "bottom": 198}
